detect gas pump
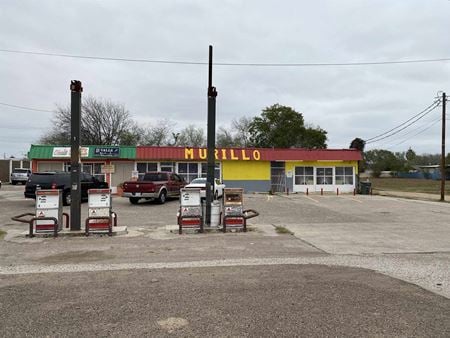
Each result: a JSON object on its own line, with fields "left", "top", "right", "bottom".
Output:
{"left": 222, "top": 188, "right": 246, "bottom": 232}
{"left": 35, "top": 190, "right": 63, "bottom": 234}
{"left": 85, "top": 189, "right": 116, "bottom": 236}
{"left": 178, "top": 188, "right": 203, "bottom": 234}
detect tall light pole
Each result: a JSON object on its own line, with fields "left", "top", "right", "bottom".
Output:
{"left": 70, "top": 80, "right": 83, "bottom": 230}
{"left": 205, "top": 45, "right": 217, "bottom": 227}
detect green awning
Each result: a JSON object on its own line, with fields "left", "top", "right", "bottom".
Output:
{"left": 28, "top": 145, "right": 136, "bottom": 159}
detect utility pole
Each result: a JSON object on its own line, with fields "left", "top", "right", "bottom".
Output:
{"left": 440, "top": 92, "right": 446, "bottom": 202}
{"left": 70, "top": 80, "right": 83, "bottom": 230}
{"left": 205, "top": 45, "right": 218, "bottom": 228}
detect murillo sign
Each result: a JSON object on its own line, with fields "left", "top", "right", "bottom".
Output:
{"left": 184, "top": 148, "right": 261, "bottom": 161}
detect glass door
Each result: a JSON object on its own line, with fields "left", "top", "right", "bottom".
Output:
{"left": 316, "top": 167, "right": 333, "bottom": 188}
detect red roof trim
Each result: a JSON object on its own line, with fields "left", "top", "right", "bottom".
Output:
{"left": 136, "top": 146, "right": 362, "bottom": 161}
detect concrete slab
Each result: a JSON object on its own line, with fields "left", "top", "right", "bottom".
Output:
{"left": 284, "top": 222, "right": 450, "bottom": 254}
{"left": 19, "top": 226, "right": 128, "bottom": 238}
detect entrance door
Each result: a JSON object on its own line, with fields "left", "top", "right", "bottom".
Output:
{"left": 316, "top": 167, "right": 333, "bottom": 191}
{"left": 270, "top": 161, "right": 285, "bottom": 193}
{"left": 82, "top": 163, "right": 93, "bottom": 175}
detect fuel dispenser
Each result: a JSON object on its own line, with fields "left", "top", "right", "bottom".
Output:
{"left": 178, "top": 188, "right": 203, "bottom": 234}
{"left": 85, "top": 189, "right": 117, "bottom": 236}
{"left": 222, "top": 188, "right": 246, "bottom": 232}
{"left": 11, "top": 189, "right": 69, "bottom": 237}
{"left": 35, "top": 189, "right": 63, "bottom": 235}
{"left": 222, "top": 188, "right": 260, "bottom": 233}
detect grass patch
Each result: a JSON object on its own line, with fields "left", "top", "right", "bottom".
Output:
{"left": 275, "top": 226, "right": 293, "bottom": 235}
{"left": 0, "top": 229, "right": 7, "bottom": 240}
{"left": 370, "top": 178, "right": 450, "bottom": 194}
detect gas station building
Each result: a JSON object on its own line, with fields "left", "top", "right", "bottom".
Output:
{"left": 28, "top": 145, "right": 362, "bottom": 194}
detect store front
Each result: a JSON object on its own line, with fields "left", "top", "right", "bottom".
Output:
{"left": 28, "top": 145, "right": 362, "bottom": 193}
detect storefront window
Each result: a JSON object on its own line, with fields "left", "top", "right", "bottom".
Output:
{"left": 137, "top": 162, "right": 158, "bottom": 180}
{"left": 177, "top": 162, "right": 199, "bottom": 182}
{"left": 316, "top": 167, "right": 333, "bottom": 185}
{"left": 160, "top": 162, "right": 175, "bottom": 172}
{"left": 81, "top": 163, "right": 105, "bottom": 182}
{"left": 294, "top": 166, "right": 314, "bottom": 185}
{"left": 335, "top": 167, "right": 353, "bottom": 185}
{"left": 201, "top": 163, "right": 221, "bottom": 180}
{"left": 63, "top": 162, "right": 71, "bottom": 172}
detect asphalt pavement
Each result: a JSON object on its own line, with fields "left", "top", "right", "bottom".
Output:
{"left": 0, "top": 184, "right": 449, "bottom": 337}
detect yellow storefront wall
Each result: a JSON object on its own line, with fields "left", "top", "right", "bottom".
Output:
{"left": 222, "top": 160, "right": 270, "bottom": 180}
{"left": 285, "top": 160, "right": 358, "bottom": 172}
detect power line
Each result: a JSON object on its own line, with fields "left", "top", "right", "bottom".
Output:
{"left": 364, "top": 100, "right": 440, "bottom": 144}
{"left": 0, "top": 101, "right": 54, "bottom": 113}
{"left": 384, "top": 116, "right": 442, "bottom": 149}
{"left": 375, "top": 111, "right": 441, "bottom": 148}
{"left": 1, "top": 48, "right": 450, "bottom": 67}
{"left": 394, "top": 118, "right": 442, "bottom": 146}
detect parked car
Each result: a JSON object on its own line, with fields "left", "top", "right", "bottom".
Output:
{"left": 185, "top": 177, "right": 226, "bottom": 199}
{"left": 122, "top": 172, "right": 186, "bottom": 204}
{"left": 24, "top": 172, "right": 108, "bottom": 206}
{"left": 11, "top": 168, "right": 31, "bottom": 185}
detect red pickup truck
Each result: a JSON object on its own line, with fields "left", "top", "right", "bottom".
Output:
{"left": 122, "top": 172, "right": 187, "bottom": 204}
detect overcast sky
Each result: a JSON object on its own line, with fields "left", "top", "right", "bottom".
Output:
{"left": 1, "top": 0, "right": 450, "bottom": 158}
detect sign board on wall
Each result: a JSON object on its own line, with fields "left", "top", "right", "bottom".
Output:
{"left": 94, "top": 147, "right": 120, "bottom": 157}
{"left": 131, "top": 170, "right": 139, "bottom": 180}
{"left": 101, "top": 164, "right": 115, "bottom": 174}
{"left": 52, "top": 147, "right": 89, "bottom": 158}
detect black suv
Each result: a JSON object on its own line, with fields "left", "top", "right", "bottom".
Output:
{"left": 25, "top": 172, "right": 109, "bottom": 206}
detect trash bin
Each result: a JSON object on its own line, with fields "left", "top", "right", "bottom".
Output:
{"left": 359, "top": 181, "right": 372, "bottom": 195}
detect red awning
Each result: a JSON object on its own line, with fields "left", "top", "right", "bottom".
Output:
{"left": 136, "top": 146, "right": 362, "bottom": 161}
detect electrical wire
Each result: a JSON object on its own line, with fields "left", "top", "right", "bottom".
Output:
{"left": 375, "top": 110, "right": 441, "bottom": 148}
{"left": 1, "top": 48, "right": 450, "bottom": 67}
{"left": 387, "top": 117, "right": 442, "bottom": 148}
{"left": 364, "top": 101, "right": 440, "bottom": 144}
{"left": 364, "top": 100, "right": 440, "bottom": 142}
{"left": 0, "top": 101, "right": 54, "bottom": 113}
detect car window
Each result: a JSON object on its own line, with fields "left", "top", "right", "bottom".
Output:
{"left": 172, "top": 174, "right": 183, "bottom": 182}
{"left": 143, "top": 173, "right": 167, "bottom": 181}
{"left": 29, "top": 174, "right": 55, "bottom": 184}
{"left": 13, "top": 169, "right": 30, "bottom": 174}
{"left": 191, "top": 178, "right": 206, "bottom": 184}
{"left": 82, "top": 173, "right": 93, "bottom": 182}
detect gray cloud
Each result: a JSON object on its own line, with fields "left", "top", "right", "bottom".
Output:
{"left": 1, "top": 0, "right": 450, "bottom": 157}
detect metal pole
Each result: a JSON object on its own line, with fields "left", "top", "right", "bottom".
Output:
{"left": 70, "top": 80, "right": 83, "bottom": 231}
{"left": 440, "top": 92, "right": 446, "bottom": 202}
{"left": 205, "top": 45, "right": 217, "bottom": 227}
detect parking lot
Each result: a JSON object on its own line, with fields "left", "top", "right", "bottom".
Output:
{"left": 2, "top": 184, "right": 450, "bottom": 254}
{"left": 0, "top": 184, "right": 449, "bottom": 335}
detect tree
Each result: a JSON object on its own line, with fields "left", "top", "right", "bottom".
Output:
{"left": 350, "top": 138, "right": 365, "bottom": 151}
{"left": 119, "top": 124, "right": 144, "bottom": 146}
{"left": 142, "top": 120, "right": 174, "bottom": 146}
{"left": 216, "top": 127, "right": 235, "bottom": 147}
{"left": 364, "top": 149, "right": 407, "bottom": 177}
{"left": 176, "top": 125, "right": 206, "bottom": 147}
{"left": 416, "top": 153, "right": 441, "bottom": 165}
{"left": 232, "top": 117, "right": 252, "bottom": 147}
{"left": 405, "top": 148, "right": 417, "bottom": 162}
{"left": 248, "top": 104, "right": 327, "bottom": 148}
{"left": 39, "top": 96, "right": 141, "bottom": 145}
{"left": 350, "top": 137, "right": 366, "bottom": 174}
{"left": 299, "top": 126, "right": 328, "bottom": 149}
{"left": 216, "top": 117, "right": 253, "bottom": 147}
